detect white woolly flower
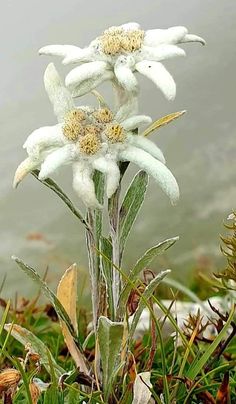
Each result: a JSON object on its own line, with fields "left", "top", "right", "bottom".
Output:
{"left": 39, "top": 22, "right": 205, "bottom": 101}
{"left": 14, "top": 63, "right": 179, "bottom": 209}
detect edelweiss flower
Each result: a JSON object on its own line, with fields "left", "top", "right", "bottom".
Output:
{"left": 14, "top": 63, "right": 179, "bottom": 208}
{"left": 39, "top": 22, "right": 205, "bottom": 101}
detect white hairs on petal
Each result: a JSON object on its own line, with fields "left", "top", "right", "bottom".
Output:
{"left": 44, "top": 63, "right": 74, "bottom": 122}
{"left": 119, "top": 145, "right": 179, "bottom": 205}
{"left": 23, "top": 125, "right": 65, "bottom": 158}
{"left": 121, "top": 115, "right": 152, "bottom": 131}
{"left": 114, "top": 57, "right": 138, "bottom": 93}
{"left": 180, "top": 34, "right": 206, "bottom": 45}
{"left": 92, "top": 157, "right": 120, "bottom": 198}
{"left": 38, "top": 144, "right": 76, "bottom": 180}
{"left": 65, "top": 61, "right": 113, "bottom": 97}
{"left": 120, "top": 22, "right": 141, "bottom": 30}
{"left": 72, "top": 162, "right": 102, "bottom": 209}
{"left": 126, "top": 134, "right": 166, "bottom": 164}
{"left": 13, "top": 158, "right": 39, "bottom": 188}
{"left": 144, "top": 26, "right": 188, "bottom": 47}
{"left": 135, "top": 61, "right": 176, "bottom": 101}
{"left": 140, "top": 45, "right": 186, "bottom": 62}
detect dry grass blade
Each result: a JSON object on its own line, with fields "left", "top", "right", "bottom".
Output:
{"left": 57, "top": 264, "right": 89, "bottom": 375}
{"left": 141, "top": 110, "right": 186, "bottom": 137}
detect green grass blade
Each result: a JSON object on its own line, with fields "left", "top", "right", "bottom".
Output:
{"left": 162, "top": 277, "right": 213, "bottom": 315}
{"left": 129, "top": 270, "right": 171, "bottom": 339}
{"left": 118, "top": 237, "right": 178, "bottom": 315}
{"left": 0, "top": 300, "right": 10, "bottom": 337}
{"left": 14, "top": 357, "right": 33, "bottom": 404}
{"left": 186, "top": 305, "right": 235, "bottom": 379}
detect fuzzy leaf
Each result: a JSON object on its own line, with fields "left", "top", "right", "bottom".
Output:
{"left": 4, "top": 324, "right": 64, "bottom": 377}
{"left": 97, "top": 316, "right": 124, "bottom": 400}
{"left": 57, "top": 264, "right": 89, "bottom": 374}
{"left": 12, "top": 256, "right": 75, "bottom": 336}
{"left": 119, "top": 170, "right": 148, "bottom": 258}
{"left": 141, "top": 110, "right": 186, "bottom": 137}
{"left": 132, "top": 372, "right": 152, "bottom": 404}
{"left": 129, "top": 270, "right": 171, "bottom": 339}
{"left": 118, "top": 237, "right": 178, "bottom": 314}
{"left": 31, "top": 170, "right": 91, "bottom": 233}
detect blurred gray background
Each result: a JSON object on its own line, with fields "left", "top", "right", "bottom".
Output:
{"left": 1, "top": 0, "right": 236, "bottom": 296}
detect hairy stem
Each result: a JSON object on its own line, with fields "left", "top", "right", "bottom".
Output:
{"left": 86, "top": 209, "right": 99, "bottom": 330}
{"left": 108, "top": 186, "right": 121, "bottom": 314}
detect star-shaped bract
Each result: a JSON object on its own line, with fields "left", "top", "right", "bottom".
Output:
{"left": 39, "top": 22, "right": 205, "bottom": 101}
{"left": 14, "top": 63, "right": 179, "bottom": 208}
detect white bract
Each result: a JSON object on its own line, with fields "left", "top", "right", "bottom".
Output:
{"left": 39, "top": 22, "right": 205, "bottom": 101}
{"left": 14, "top": 63, "right": 179, "bottom": 209}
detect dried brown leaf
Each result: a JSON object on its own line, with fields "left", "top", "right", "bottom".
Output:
{"left": 57, "top": 264, "right": 89, "bottom": 374}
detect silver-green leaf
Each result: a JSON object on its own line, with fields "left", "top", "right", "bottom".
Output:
{"left": 12, "top": 256, "right": 75, "bottom": 336}
{"left": 119, "top": 170, "right": 149, "bottom": 260}
{"left": 97, "top": 316, "right": 124, "bottom": 400}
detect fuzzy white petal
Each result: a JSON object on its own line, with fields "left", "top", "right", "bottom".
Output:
{"left": 65, "top": 61, "right": 113, "bottom": 97}
{"left": 13, "top": 157, "right": 40, "bottom": 188}
{"left": 44, "top": 63, "right": 74, "bottom": 123}
{"left": 140, "top": 45, "right": 186, "bottom": 62}
{"left": 72, "top": 162, "right": 102, "bottom": 209}
{"left": 144, "top": 26, "right": 188, "bottom": 47}
{"left": 126, "top": 134, "right": 166, "bottom": 164}
{"left": 180, "top": 34, "right": 206, "bottom": 45}
{"left": 119, "top": 145, "right": 179, "bottom": 205}
{"left": 121, "top": 115, "right": 152, "bottom": 131}
{"left": 23, "top": 125, "right": 65, "bottom": 158}
{"left": 38, "top": 144, "right": 76, "bottom": 180}
{"left": 62, "top": 47, "right": 95, "bottom": 64}
{"left": 39, "top": 45, "right": 83, "bottom": 61}
{"left": 92, "top": 157, "right": 120, "bottom": 198}
{"left": 120, "top": 22, "right": 141, "bottom": 30}
{"left": 135, "top": 61, "right": 176, "bottom": 101}
{"left": 114, "top": 56, "right": 138, "bottom": 93}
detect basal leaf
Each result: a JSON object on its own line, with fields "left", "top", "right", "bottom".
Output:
{"left": 119, "top": 171, "right": 148, "bottom": 259}
{"left": 97, "top": 316, "right": 124, "bottom": 400}
{"left": 12, "top": 256, "right": 75, "bottom": 336}
{"left": 141, "top": 110, "right": 186, "bottom": 137}
{"left": 4, "top": 324, "right": 64, "bottom": 377}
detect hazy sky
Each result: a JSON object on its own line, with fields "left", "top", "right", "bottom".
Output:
{"left": 1, "top": 1, "right": 236, "bottom": 295}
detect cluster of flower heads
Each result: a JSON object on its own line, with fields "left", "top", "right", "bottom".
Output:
{"left": 14, "top": 22, "right": 205, "bottom": 209}
{"left": 40, "top": 22, "right": 205, "bottom": 100}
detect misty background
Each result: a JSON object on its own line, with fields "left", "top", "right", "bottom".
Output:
{"left": 0, "top": 0, "right": 235, "bottom": 296}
